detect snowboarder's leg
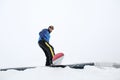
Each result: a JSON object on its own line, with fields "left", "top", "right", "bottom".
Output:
{"left": 40, "top": 47, "right": 52, "bottom": 66}
{"left": 50, "top": 45, "right": 55, "bottom": 55}
{"left": 38, "top": 40, "right": 54, "bottom": 66}
{"left": 44, "top": 42, "right": 55, "bottom": 57}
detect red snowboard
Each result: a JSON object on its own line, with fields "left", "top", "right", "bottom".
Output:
{"left": 52, "top": 53, "right": 64, "bottom": 65}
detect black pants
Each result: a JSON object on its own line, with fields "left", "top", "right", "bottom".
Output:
{"left": 38, "top": 40, "right": 55, "bottom": 66}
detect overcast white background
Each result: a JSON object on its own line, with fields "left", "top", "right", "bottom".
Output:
{"left": 0, "top": 0, "right": 120, "bottom": 68}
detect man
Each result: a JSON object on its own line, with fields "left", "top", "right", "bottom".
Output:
{"left": 38, "top": 25, "right": 55, "bottom": 66}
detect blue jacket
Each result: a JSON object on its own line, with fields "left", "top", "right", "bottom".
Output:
{"left": 38, "top": 29, "right": 50, "bottom": 42}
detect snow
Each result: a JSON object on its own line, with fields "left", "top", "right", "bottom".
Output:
{"left": 0, "top": 66, "right": 120, "bottom": 80}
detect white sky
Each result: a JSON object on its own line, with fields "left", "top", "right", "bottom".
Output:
{"left": 0, "top": 0, "right": 120, "bottom": 67}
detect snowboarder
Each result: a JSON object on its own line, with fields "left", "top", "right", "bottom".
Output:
{"left": 38, "top": 25, "right": 55, "bottom": 66}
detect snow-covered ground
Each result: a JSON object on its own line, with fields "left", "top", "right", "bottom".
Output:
{"left": 0, "top": 66, "right": 120, "bottom": 80}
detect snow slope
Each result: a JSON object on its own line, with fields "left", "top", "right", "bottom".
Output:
{"left": 0, "top": 66, "right": 120, "bottom": 80}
